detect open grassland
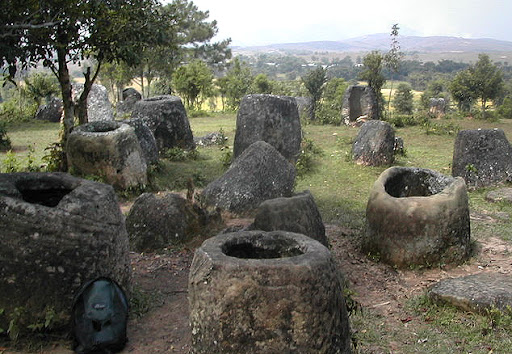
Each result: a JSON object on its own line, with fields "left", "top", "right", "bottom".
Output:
{"left": 2, "top": 114, "right": 512, "bottom": 352}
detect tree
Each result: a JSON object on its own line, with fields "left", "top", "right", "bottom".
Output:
{"left": 24, "top": 72, "right": 60, "bottom": 106}
{"left": 302, "top": 66, "right": 327, "bottom": 120}
{"left": 384, "top": 24, "right": 403, "bottom": 116}
{"left": 135, "top": 0, "right": 231, "bottom": 98}
{"left": 472, "top": 54, "right": 504, "bottom": 114}
{"left": 220, "top": 58, "right": 253, "bottom": 110}
{"left": 251, "top": 74, "right": 273, "bottom": 94}
{"left": 173, "top": 59, "right": 214, "bottom": 110}
{"left": 449, "top": 54, "right": 504, "bottom": 116}
{"left": 359, "top": 51, "right": 386, "bottom": 118}
{"left": 2, "top": 0, "right": 167, "bottom": 164}
{"left": 449, "top": 69, "right": 477, "bottom": 112}
{"left": 393, "top": 83, "right": 414, "bottom": 114}
{"left": 316, "top": 78, "right": 348, "bottom": 125}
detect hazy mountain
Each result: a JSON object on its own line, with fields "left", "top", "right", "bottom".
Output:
{"left": 234, "top": 34, "right": 512, "bottom": 54}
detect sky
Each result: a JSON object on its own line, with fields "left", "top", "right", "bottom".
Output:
{"left": 187, "top": 0, "right": 512, "bottom": 47}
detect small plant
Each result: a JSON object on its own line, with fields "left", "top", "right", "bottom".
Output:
{"left": 25, "top": 144, "right": 40, "bottom": 172}
{"left": 2, "top": 150, "right": 21, "bottom": 173}
{"left": 424, "top": 120, "right": 460, "bottom": 135}
{"left": 161, "top": 147, "right": 199, "bottom": 161}
{"left": 220, "top": 146, "right": 233, "bottom": 169}
{"left": 42, "top": 142, "right": 66, "bottom": 172}
{"left": 296, "top": 137, "right": 323, "bottom": 178}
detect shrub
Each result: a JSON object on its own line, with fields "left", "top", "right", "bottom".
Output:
{"left": 0, "top": 121, "right": 12, "bottom": 151}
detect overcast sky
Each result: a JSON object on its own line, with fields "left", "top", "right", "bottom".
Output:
{"left": 187, "top": 0, "right": 512, "bottom": 46}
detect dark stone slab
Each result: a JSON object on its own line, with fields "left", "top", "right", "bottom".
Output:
{"left": 452, "top": 129, "right": 512, "bottom": 187}
{"left": 429, "top": 273, "right": 512, "bottom": 314}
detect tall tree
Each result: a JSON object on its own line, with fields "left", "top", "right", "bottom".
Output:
{"left": 359, "top": 51, "right": 386, "bottom": 118}
{"left": 449, "top": 69, "right": 477, "bottom": 112}
{"left": 472, "top": 54, "right": 504, "bottom": 115}
{"left": 220, "top": 58, "right": 253, "bottom": 110}
{"left": 449, "top": 54, "right": 503, "bottom": 116}
{"left": 1, "top": 0, "right": 166, "bottom": 163}
{"left": 136, "top": 0, "right": 232, "bottom": 98}
{"left": 302, "top": 66, "right": 327, "bottom": 120}
{"left": 385, "top": 24, "right": 403, "bottom": 116}
{"left": 393, "top": 82, "right": 414, "bottom": 114}
{"left": 173, "top": 59, "right": 214, "bottom": 110}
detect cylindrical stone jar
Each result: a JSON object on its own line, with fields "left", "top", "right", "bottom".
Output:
{"left": 188, "top": 230, "right": 352, "bottom": 354}
{"left": 0, "top": 172, "right": 131, "bottom": 329}
{"left": 365, "top": 166, "right": 471, "bottom": 268}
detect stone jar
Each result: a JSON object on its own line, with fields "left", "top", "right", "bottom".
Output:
{"left": 189, "top": 231, "right": 352, "bottom": 354}
{"left": 67, "top": 120, "right": 147, "bottom": 190}
{"left": 0, "top": 172, "right": 131, "bottom": 330}
{"left": 365, "top": 167, "right": 471, "bottom": 268}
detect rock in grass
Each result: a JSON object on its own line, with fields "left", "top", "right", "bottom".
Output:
{"left": 429, "top": 273, "right": 512, "bottom": 314}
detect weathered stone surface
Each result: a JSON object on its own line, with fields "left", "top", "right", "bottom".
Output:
{"left": 116, "top": 88, "right": 142, "bottom": 116}
{"left": 201, "top": 141, "right": 296, "bottom": 213}
{"left": 67, "top": 121, "right": 147, "bottom": 189}
{"left": 352, "top": 120, "right": 395, "bottom": 166}
{"left": 429, "top": 273, "right": 512, "bottom": 314}
{"left": 126, "top": 192, "right": 209, "bottom": 252}
{"left": 189, "top": 231, "right": 352, "bottom": 353}
{"left": 486, "top": 188, "right": 512, "bottom": 204}
{"left": 365, "top": 167, "right": 471, "bottom": 268}
{"left": 250, "top": 190, "right": 328, "bottom": 247}
{"left": 341, "top": 85, "right": 378, "bottom": 125}
{"left": 0, "top": 172, "right": 131, "bottom": 329}
{"left": 122, "top": 87, "right": 142, "bottom": 101}
{"left": 429, "top": 97, "right": 446, "bottom": 117}
{"left": 34, "top": 97, "right": 63, "bottom": 122}
{"left": 233, "top": 94, "right": 302, "bottom": 162}
{"left": 72, "top": 83, "right": 114, "bottom": 121}
{"left": 294, "top": 96, "right": 313, "bottom": 120}
{"left": 124, "top": 118, "right": 159, "bottom": 165}
{"left": 452, "top": 129, "right": 512, "bottom": 187}
{"left": 131, "top": 95, "right": 195, "bottom": 151}
{"left": 194, "top": 132, "right": 226, "bottom": 147}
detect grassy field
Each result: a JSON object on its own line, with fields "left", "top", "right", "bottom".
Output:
{"left": 2, "top": 114, "right": 512, "bottom": 352}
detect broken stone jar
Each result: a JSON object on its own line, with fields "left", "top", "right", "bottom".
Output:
{"left": 365, "top": 166, "right": 471, "bottom": 268}
{"left": 188, "top": 230, "right": 352, "bottom": 354}
{"left": 0, "top": 172, "right": 131, "bottom": 330}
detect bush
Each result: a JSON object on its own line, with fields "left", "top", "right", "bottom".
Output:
{"left": 0, "top": 121, "right": 12, "bottom": 151}
{"left": 496, "top": 97, "right": 512, "bottom": 119}
{"left": 0, "top": 98, "right": 37, "bottom": 123}
{"left": 296, "top": 138, "right": 323, "bottom": 178}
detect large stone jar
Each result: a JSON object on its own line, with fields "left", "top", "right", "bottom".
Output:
{"left": 0, "top": 172, "right": 131, "bottom": 329}
{"left": 67, "top": 120, "right": 147, "bottom": 190}
{"left": 189, "top": 231, "right": 352, "bottom": 353}
{"left": 365, "top": 167, "right": 471, "bottom": 268}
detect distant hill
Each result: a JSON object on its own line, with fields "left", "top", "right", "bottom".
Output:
{"left": 234, "top": 34, "right": 512, "bottom": 54}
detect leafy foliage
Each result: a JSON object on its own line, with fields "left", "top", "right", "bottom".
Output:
{"left": 359, "top": 51, "right": 386, "bottom": 118}
{"left": 218, "top": 58, "right": 253, "bottom": 110}
{"left": 393, "top": 82, "right": 414, "bottom": 114}
{"left": 316, "top": 78, "right": 348, "bottom": 125}
{"left": 173, "top": 60, "right": 214, "bottom": 110}
{"left": 302, "top": 67, "right": 327, "bottom": 120}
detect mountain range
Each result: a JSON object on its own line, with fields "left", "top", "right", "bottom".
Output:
{"left": 233, "top": 34, "right": 512, "bottom": 54}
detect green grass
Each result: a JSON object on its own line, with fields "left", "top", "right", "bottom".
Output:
{"left": 2, "top": 114, "right": 512, "bottom": 351}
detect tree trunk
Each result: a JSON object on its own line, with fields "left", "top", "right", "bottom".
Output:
{"left": 57, "top": 46, "right": 74, "bottom": 172}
